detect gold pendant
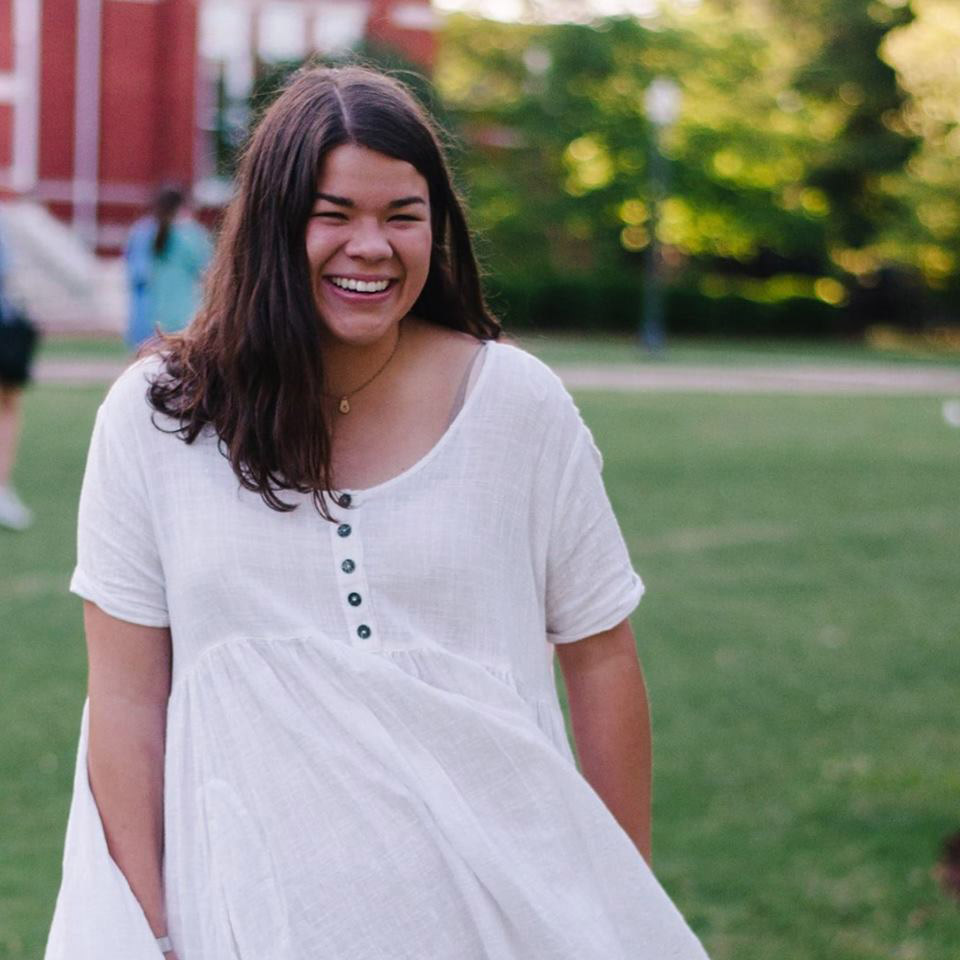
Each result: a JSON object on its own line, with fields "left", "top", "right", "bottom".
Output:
{"left": 338, "top": 396, "right": 351, "bottom": 414}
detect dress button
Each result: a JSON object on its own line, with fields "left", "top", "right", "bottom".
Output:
{"left": 337, "top": 523, "right": 352, "bottom": 538}
{"left": 341, "top": 559, "right": 356, "bottom": 574}
{"left": 339, "top": 493, "right": 352, "bottom": 508}
{"left": 347, "top": 592, "right": 362, "bottom": 607}
{"left": 357, "top": 624, "right": 372, "bottom": 640}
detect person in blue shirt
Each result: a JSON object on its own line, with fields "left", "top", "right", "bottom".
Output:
{"left": 125, "top": 187, "right": 212, "bottom": 350}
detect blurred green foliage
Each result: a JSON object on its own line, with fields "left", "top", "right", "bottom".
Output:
{"left": 435, "top": 0, "right": 960, "bottom": 335}
{"left": 205, "top": 0, "right": 960, "bottom": 337}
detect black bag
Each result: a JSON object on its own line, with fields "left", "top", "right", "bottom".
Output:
{"left": 0, "top": 297, "right": 40, "bottom": 387}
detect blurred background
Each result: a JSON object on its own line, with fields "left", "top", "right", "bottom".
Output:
{"left": 0, "top": 2, "right": 958, "bottom": 959}
{"left": 1, "top": 0, "right": 960, "bottom": 341}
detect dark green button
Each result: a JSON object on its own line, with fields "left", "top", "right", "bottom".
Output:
{"left": 357, "top": 624, "right": 372, "bottom": 640}
{"left": 348, "top": 592, "right": 362, "bottom": 607}
{"left": 339, "top": 493, "right": 352, "bottom": 508}
{"left": 337, "top": 523, "right": 352, "bottom": 538}
{"left": 341, "top": 559, "right": 356, "bottom": 574}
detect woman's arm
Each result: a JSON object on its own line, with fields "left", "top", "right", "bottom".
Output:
{"left": 83, "top": 600, "right": 176, "bottom": 955}
{"left": 554, "top": 617, "right": 653, "bottom": 865}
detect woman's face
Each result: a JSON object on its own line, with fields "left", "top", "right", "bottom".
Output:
{"left": 306, "top": 143, "right": 432, "bottom": 347}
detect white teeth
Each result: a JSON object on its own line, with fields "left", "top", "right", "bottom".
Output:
{"left": 329, "top": 277, "right": 391, "bottom": 293}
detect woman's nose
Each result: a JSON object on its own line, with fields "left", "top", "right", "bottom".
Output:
{"left": 344, "top": 219, "right": 392, "bottom": 260}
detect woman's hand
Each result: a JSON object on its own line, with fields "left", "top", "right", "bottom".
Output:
{"left": 554, "top": 618, "right": 653, "bottom": 865}
{"left": 83, "top": 600, "right": 174, "bottom": 950}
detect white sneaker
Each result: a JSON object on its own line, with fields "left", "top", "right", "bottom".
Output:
{"left": 0, "top": 486, "right": 34, "bottom": 531}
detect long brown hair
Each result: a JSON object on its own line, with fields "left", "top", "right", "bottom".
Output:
{"left": 145, "top": 64, "right": 501, "bottom": 519}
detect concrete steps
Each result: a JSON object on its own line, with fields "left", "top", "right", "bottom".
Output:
{"left": 0, "top": 201, "right": 126, "bottom": 334}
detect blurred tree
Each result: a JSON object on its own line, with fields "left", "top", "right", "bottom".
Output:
{"left": 438, "top": 5, "right": 856, "bottom": 332}
{"left": 205, "top": 0, "right": 958, "bottom": 335}
{"left": 877, "top": 0, "right": 960, "bottom": 308}
{"left": 436, "top": 0, "right": 956, "bottom": 334}
{"left": 772, "top": 0, "right": 919, "bottom": 250}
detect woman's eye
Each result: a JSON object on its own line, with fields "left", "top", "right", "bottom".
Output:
{"left": 310, "top": 211, "right": 421, "bottom": 222}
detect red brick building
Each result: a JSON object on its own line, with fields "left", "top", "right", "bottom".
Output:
{"left": 0, "top": 0, "right": 437, "bottom": 253}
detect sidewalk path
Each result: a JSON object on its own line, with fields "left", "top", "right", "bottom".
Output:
{"left": 35, "top": 359, "right": 131, "bottom": 385}
{"left": 36, "top": 358, "right": 960, "bottom": 395}
{"left": 557, "top": 363, "right": 960, "bottom": 395}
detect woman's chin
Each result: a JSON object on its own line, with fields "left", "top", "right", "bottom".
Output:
{"left": 318, "top": 315, "right": 403, "bottom": 349}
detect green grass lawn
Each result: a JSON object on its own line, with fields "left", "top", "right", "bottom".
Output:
{"left": 2, "top": 381, "right": 958, "bottom": 959}
{"left": 515, "top": 331, "right": 960, "bottom": 369}
{"left": 35, "top": 330, "right": 960, "bottom": 370}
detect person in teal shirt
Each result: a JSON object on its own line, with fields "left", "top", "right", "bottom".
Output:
{"left": 125, "top": 187, "right": 213, "bottom": 349}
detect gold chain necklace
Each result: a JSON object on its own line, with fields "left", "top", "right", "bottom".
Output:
{"left": 323, "top": 323, "right": 403, "bottom": 414}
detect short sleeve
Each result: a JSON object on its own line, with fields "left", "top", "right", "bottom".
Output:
{"left": 544, "top": 391, "right": 645, "bottom": 644}
{"left": 69, "top": 373, "right": 170, "bottom": 627}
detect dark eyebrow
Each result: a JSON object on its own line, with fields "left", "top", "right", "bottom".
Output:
{"left": 314, "top": 192, "right": 426, "bottom": 210}
{"left": 387, "top": 196, "right": 427, "bottom": 209}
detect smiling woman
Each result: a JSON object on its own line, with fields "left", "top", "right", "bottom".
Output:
{"left": 138, "top": 65, "right": 499, "bottom": 515}
{"left": 45, "top": 65, "right": 711, "bottom": 960}
{"left": 307, "top": 145, "right": 432, "bottom": 352}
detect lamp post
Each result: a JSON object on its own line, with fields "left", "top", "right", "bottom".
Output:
{"left": 640, "top": 76, "right": 681, "bottom": 353}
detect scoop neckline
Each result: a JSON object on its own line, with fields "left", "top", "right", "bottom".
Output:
{"left": 336, "top": 338, "right": 497, "bottom": 501}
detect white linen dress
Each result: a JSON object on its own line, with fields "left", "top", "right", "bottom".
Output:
{"left": 45, "top": 339, "right": 710, "bottom": 960}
